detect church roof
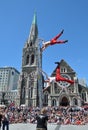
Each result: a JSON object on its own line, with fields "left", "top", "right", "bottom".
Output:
{"left": 51, "top": 59, "right": 75, "bottom": 77}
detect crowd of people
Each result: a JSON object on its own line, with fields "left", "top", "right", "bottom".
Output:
{"left": 0, "top": 105, "right": 88, "bottom": 128}
{"left": 29, "top": 106, "right": 88, "bottom": 125}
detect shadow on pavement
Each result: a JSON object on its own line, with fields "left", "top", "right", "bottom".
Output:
{"left": 55, "top": 124, "right": 61, "bottom": 130}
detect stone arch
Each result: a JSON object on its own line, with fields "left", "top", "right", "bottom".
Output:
{"left": 59, "top": 96, "right": 69, "bottom": 106}
{"left": 81, "top": 89, "right": 87, "bottom": 102}
{"left": 26, "top": 54, "right": 29, "bottom": 65}
{"left": 30, "top": 41, "right": 32, "bottom": 46}
{"left": 30, "top": 54, "right": 34, "bottom": 65}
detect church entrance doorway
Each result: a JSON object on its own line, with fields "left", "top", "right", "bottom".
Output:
{"left": 60, "top": 96, "right": 69, "bottom": 106}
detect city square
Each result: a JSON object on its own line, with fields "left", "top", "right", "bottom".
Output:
{"left": 0, "top": 1, "right": 88, "bottom": 130}
{"left": 9, "top": 123, "right": 88, "bottom": 130}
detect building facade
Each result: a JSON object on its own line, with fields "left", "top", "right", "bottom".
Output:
{"left": 0, "top": 67, "right": 20, "bottom": 105}
{"left": 0, "top": 67, "right": 20, "bottom": 91}
{"left": 43, "top": 59, "right": 88, "bottom": 107}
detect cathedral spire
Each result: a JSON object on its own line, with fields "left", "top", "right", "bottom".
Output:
{"left": 28, "top": 12, "right": 38, "bottom": 43}
{"left": 32, "top": 12, "right": 37, "bottom": 25}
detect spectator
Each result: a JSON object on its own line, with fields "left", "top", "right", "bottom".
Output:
{"left": 36, "top": 107, "right": 48, "bottom": 130}
{"left": 2, "top": 108, "right": 9, "bottom": 130}
{"left": 0, "top": 108, "right": 3, "bottom": 129}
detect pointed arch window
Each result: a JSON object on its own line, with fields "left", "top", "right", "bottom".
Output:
{"left": 27, "top": 43, "right": 29, "bottom": 47}
{"left": 54, "top": 83, "right": 60, "bottom": 94}
{"left": 81, "top": 90, "right": 86, "bottom": 102}
{"left": 30, "top": 54, "right": 34, "bottom": 65}
{"left": 30, "top": 41, "right": 32, "bottom": 46}
{"left": 52, "top": 99, "right": 57, "bottom": 106}
{"left": 26, "top": 55, "right": 29, "bottom": 65}
{"left": 61, "top": 67, "right": 67, "bottom": 73}
{"left": 73, "top": 98, "right": 78, "bottom": 106}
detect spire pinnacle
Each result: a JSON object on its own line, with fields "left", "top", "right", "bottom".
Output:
{"left": 32, "top": 12, "right": 37, "bottom": 25}
{"left": 28, "top": 12, "right": 38, "bottom": 43}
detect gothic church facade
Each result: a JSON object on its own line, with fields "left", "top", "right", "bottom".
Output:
{"left": 43, "top": 59, "right": 88, "bottom": 107}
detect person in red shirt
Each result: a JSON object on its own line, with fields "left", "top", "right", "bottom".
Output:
{"left": 41, "top": 29, "right": 68, "bottom": 51}
{"left": 55, "top": 62, "right": 74, "bottom": 84}
{"left": 44, "top": 62, "right": 74, "bottom": 84}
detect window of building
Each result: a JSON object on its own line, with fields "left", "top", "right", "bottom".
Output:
{"left": 30, "top": 41, "right": 32, "bottom": 46}
{"left": 61, "top": 67, "right": 67, "bottom": 73}
{"left": 12, "top": 71, "right": 14, "bottom": 75}
{"left": 26, "top": 55, "right": 29, "bottom": 65}
{"left": 52, "top": 99, "right": 57, "bottom": 106}
{"left": 27, "top": 43, "right": 29, "bottom": 47}
{"left": 73, "top": 98, "right": 78, "bottom": 106}
{"left": 30, "top": 54, "right": 34, "bottom": 65}
{"left": 54, "top": 83, "right": 60, "bottom": 94}
{"left": 81, "top": 90, "right": 86, "bottom": 102}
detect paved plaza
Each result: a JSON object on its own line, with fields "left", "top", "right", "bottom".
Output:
{"left": 9, "top": 123, "right": 88, "bottom": 130}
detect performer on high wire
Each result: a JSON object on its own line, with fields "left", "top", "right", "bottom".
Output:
{"left": 41, "top": 29, "right": 68, "bottom": 51}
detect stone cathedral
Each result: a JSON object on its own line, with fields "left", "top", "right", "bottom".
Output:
{"left": 17, "top": 13, "right": 88, "bottom": 107}
{"left": 17, "top": 13, "right": 43, "bottom": 107}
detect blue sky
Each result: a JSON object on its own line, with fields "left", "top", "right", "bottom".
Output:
{"left": 0, "top": 0, "right": 88, "bottom": 84}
